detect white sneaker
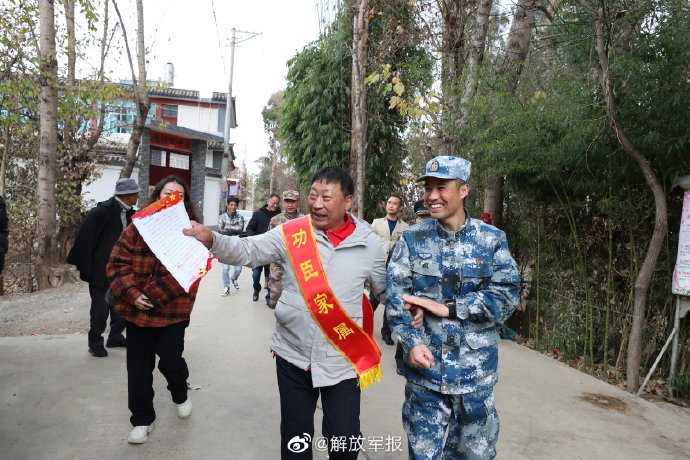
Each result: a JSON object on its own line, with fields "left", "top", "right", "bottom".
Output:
{"left": 176, "top": 398, "right": 192, "bottom": 419}
{"left": 232, "top": 280, "right": 240, "bottom": 290}
{"left": 128, "top": 424, "right": 153, "bottom": 444}
{"left": 221, "top": 286, "right": 230, "bottom": 296}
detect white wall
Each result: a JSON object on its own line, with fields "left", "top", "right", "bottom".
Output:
{"left": 82, "top": 164, "right": 140, "bottom": 206}
{"left": 84, "top": 164, "right": 220, "bottom": 226}
{"left": 177, "top": 105, "right": 222, "bottom": 137}
{"left": 203, "top": 176, "right": 222, "bottom": 226}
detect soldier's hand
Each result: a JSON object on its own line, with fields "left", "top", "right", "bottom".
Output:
{"left": 404, "top": 304, "right": 425, "bottom": 328}
{"left": 183, "top": 221, "right": 213, "bottom": 248}
{"left": 408, "top": 344, "right": 435, "bottom": 369}
{"left": 403, "top": 294, "right": 449, "bottom": 318}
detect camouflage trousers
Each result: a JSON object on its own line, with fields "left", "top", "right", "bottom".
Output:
{"left": 403, "top": 382, "right": 499, "bottom": 460}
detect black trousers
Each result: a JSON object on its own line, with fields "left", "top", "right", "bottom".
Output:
{"left": 276, "top": 356, "right": 361, "bottom": 460}
{"left": 88, "top": 284, "right": 125, "bottom": 348}
{"left": 126, "top": 320, "right": 189, "bottom": 426}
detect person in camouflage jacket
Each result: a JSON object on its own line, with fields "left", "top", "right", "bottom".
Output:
{"left": 218, "top": 197, "right": 244, "bottom": 295}
{"left": 266, "top": 190, "right": 303, "bottom": 308}
{"left": 387, "top": 156, "right": 520, "bottom": 459}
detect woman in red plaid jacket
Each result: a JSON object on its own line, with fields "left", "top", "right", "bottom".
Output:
{"left": 107, "top": 175, "right": 201, "bottom": 445}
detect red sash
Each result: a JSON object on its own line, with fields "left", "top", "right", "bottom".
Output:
{"left": 281, "top": 215, "right": 382, "bottom": 389}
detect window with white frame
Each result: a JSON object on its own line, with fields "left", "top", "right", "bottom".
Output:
{"left": 169, "top": 152, "right": 190, "bottom": 170}
{"left": 162, "top": 104, "right": 178, "bottom": 118}
{"left": 150, "top": 149, "right": 165, "bottom": 167}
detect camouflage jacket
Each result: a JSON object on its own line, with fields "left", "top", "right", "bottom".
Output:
{"left": 218, "top": 211, "right": 244, "bottom": 236}
{"left": 267, "top": 211, "right": 304, "bottom": 308}
{"left": 386, "top": 212, "right": 520, "bottom": 394}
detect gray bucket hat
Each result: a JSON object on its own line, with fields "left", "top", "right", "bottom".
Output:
{"left": 114, "top": 178, "right": 140, "bottom": 195}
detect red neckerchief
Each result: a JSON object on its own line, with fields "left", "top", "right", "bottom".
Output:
{"left": 324, "top": 214, "right": 356, "bottom": 247}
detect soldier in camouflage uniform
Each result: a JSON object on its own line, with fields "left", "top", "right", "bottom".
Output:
{"left": 387, "top": 156, "right": 520, "bottom": 459}
{"left": 267, "top": 190, "right": 304, "bottom": 308}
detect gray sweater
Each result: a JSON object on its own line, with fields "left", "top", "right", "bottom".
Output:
{"left": 210, "top": 215, "right": 387, "bottom": 387}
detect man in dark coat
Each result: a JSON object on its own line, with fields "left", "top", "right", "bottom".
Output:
{"left": 67, "top": 178, "right": 140, "bottom": 357}
{"left": 245, "top": 193, "right": 281, "bottom": 302}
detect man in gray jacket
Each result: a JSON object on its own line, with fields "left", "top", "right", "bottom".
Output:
{"left": 185, "top": 167, "right": 397, "bottom": 459}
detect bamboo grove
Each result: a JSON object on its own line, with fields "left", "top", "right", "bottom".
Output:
{"left": 269, "top": 0, "right": 690, "bottom": 397}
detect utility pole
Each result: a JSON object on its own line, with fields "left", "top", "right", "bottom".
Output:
{"left": 220, "top": 28, "right": 261, "bottom": 213}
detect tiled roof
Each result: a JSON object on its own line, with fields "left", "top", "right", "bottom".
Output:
{"left": 146, "top": 120, "right": 225, "bottom": 142}
{"left": 208, "top": 141, "right": 228, "bottom": 150}
{"left": 149, "top": 87, "right": 199, "bottom": 99}
{"left": 212, "top": 92, "right": 228, "bottom": 102}
{"left": 94, "top": 137, "right": 128, "bottom": 153}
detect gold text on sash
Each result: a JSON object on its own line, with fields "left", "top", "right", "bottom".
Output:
{"left": 334, "top": 323, "right": 355, "bottom": 340}
{"left": 292, "top": 229, "right": 307, "bottom": 248}
{"left": 314, "top": 293, "right": 334, "bottom": 314}
{"left": 300, "top": 260, "right": 319, "bottom": 281}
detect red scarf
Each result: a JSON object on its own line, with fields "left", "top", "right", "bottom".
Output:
{"left": 323, "top": 215, "right": 356, "bottom": 247}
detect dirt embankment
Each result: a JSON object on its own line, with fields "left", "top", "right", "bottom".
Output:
{"left": 0, "top": 281, "right": 90, "bottom": 337}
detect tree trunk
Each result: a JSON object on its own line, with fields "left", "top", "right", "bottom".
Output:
{"left": 65, "top": 0, "right": 76, "bottom": 80}
{"left": 438, "top": 0, "right": 469, "bottom": 156}
{"left": 500, "top": 0, "right": 536, "bottom": 93}
{"left": 85, "top": 0, "right": 111, "bottom": 151}
{"left": 36, "top": 0, "right": 59, "bottom": 289}
{"left": 269, "top": 132, "right": 276, "bottom": 194}
{"left": 588, "top": 9, "right": 668, "bottom": 393}
{"left": 459, "top": 0, "right": 493, "bottom": 124}
{"left": 483, "top": 0, "right": 536, "bottom": 228}
{"left": 117, "top": 0, "right": 150, "bottom": 179}
{"left": 58, "top": 0, "right": 112, "bottom": 263}
{"left": 350, "top": 0, "right": 370, "bottom": 218}
{"left": 1, "top": 127, "right": 9, "bottom": 196}
{"left": 483, "top": 174, "right": 504, "bottom": 225}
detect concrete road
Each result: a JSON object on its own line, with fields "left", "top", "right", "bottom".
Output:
{"left": 1, "top": 266, "right": 689, "bottom": 459}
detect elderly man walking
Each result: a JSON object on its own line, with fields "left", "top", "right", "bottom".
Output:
{"left": 185, "top": 167, "right": 412, "bottom": 459}
{"left": 67, "top": 178, "right": 140, "bottom": 357}
{"left": 387, "top": 156, "right": 520, "bottom": 459}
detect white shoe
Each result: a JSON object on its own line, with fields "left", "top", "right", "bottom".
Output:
{"left": 176, "top": 398, "right": 192, "bottom": 419}
{"left": 128, "top": 424, "right": 153, "bottom": 444}
{"left": 221, "top": 286, "right": 230, "bottom": 296}
{"left": 232, "top": 280, "right": 240, "bottom": 290}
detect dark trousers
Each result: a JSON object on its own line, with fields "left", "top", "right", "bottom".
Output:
{"left": 276, "top": 356, "right": 361, "bottom": 459}
{"left": 125, "top": 320, "right": 189, "bottom": 426}
{"left": 88, "top": 284, "right": 125, "bottom": 348}
{"left": 369, "top": 295, "right": 391, "bottom": 339}
{"left": 252, "top": 265, "right": 270, "bottom": 300}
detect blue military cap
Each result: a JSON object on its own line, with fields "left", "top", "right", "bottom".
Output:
{"left": 416, "top": 156, "right": 472, "bottom": 183}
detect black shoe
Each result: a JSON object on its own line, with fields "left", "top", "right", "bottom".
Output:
{"left": 88, "top": 347, "right": 108, "bottom": 357}
{"left": 106, "top": 338, "right": 127, "bottom": 348}
{"left": 384, "top": 337, "right": 394, "bottom": 346}
{"left": 252, "top": 291, "right": 259, "bottom": 301}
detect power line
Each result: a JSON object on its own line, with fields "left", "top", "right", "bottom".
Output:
{"left": 210, "top": 0, "right": 227, "bottom": 79}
